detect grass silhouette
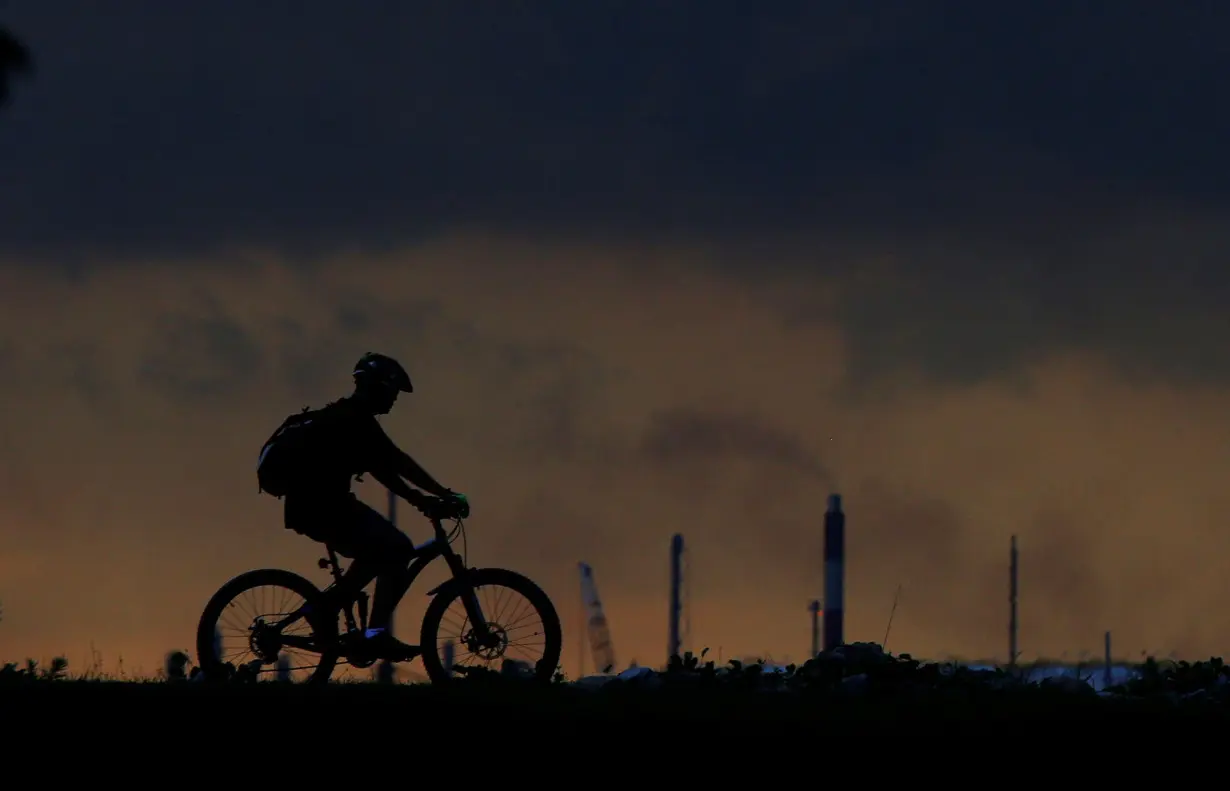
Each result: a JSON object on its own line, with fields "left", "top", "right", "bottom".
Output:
{"left": 5, "top": 641, "right": 1230, "bottom": 725}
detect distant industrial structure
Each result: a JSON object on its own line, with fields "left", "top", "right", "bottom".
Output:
{"left": 823, "top": 494, "right": 845, "bottom": 651}
{"left": 664, "top": 498, "right": 843, "bottom": 667}
{"left": 578, "top": 561, "right": 617, "bottom": 674}
{"left": 169, "top": 491, "right": 1135, "bottom": 684}
{"left": 668, "top": 533, "right": 685, "bottom": 664}
{"left": 1009, "top": 533, "right": 1019, "bottom": 668}
{"left": 808, "top": 599, "right": 821, "bottom": 658}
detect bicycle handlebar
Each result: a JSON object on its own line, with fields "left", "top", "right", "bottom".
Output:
{"left": 423, "top": 491, "right": 468, "bottom": 519}
{"left": 419, "top": 495, "right": 467, "bottom": 527}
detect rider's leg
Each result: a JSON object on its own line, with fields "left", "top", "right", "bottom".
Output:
{"left": 344, "top": 500, "right": 416, "bottom": 634}
{"left": 284, "top": 494, "right": 382, "bottom": 613}
{"left": 370, "top": 567, "right": 414, "bottom": 631}
{"left": 326, "top": 557, "right": 380, "bottom": 609}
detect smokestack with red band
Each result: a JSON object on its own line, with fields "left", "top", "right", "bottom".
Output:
{"left": 809, "top": 599, "right": 821, "bottom": 659}
{"left": 823, "top": 494, "right": 845, "bottom": 652}
{"left": 669, "top": 533, "right": 683, "bottom": 663}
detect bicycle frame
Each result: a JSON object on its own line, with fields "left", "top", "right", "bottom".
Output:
{"left": 273, "top": 516, "right": 493, "bottom": 655}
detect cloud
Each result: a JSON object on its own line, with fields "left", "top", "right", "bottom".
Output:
{"left": 4, "top": 232, "right": 1228, "bottom": 674}
{"left": 640, "top": 409, "right": 832, "bottom": 495}
{"left": 0, "top": 24, "right": 32, "bottom": 108}
{"left": 6, "top": 1, "right": 1230, "bottom": 676}
{"left": 3, "top": 3, "right": 1230, "bottom": 404}
{"left": 138, "top": 311, "right": 264, "bottom": 403}
{"left": 3, "top": 1, "right": 1230, "bottom": 260}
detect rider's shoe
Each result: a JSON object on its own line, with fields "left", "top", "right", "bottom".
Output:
{"left": 347, "top": 627, "right": 418, "bottom": 662}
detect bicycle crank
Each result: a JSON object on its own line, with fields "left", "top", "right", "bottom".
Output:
{"left": 249, "top": 618, "right": 284, "bottom": 664}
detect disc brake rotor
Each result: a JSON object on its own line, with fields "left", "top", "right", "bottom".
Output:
{"left": 465, "top": 623, "right": 510, "bottom": 661}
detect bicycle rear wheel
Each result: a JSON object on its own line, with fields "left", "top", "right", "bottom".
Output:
{"left": 196, "top": 568, "right": 340, "bottom": 684}
{"left": 419, "top": 567, "right": 562, "bottom": 684}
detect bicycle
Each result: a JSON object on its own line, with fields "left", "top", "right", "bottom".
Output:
{"left": 194, "top": 507, "right": 563, "bottom": 685}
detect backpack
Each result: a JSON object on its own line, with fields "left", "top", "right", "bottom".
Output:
{"left": 256, "top": 406, "right": 330, "bottom": 498}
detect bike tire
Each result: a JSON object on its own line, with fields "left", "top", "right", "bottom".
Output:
{"left": 419, "top": 567, "right": 563, "bottom": 685}
{"left": 195, "top": 568, "right": 340, "bottom": 685}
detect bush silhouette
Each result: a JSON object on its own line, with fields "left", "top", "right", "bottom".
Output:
{"left": 1, "top": 656, "right": 68, "bottom": 681}
{"left": 8, "top": 638, "right": 1230, "bottom": 718}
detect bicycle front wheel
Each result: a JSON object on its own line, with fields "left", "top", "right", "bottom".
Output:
{"left": 196, "top": 568, "right": 340, "bottom": 685}
{"left": 419, "top": 567, "right": 562, "bottom": 684}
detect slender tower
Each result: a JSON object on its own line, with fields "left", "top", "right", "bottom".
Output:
{"left": 668, "top": 533, "right": 684, "bottom": 664}
{"left": 376, "top": 486, "right": 398, "bottom": 684}
{"left": 1009, "top": 534, "right": 1019, "bottom": 668}
{"left": 1103, "top": 631, "right": 1112, "bottom": 690}
{"left": 809, "top": 599, "right": 821, "bottom": 659}
{"left": 822, "top": 495, "right": 845, "bottom": 651}
{"left": 577, "top": 567, "right": 587, "bottom": 678}
{"left": 579, "top": 562, "right": 617, "bottom": 673}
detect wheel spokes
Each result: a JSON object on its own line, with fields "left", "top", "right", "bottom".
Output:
{"left": 213, "top": 584, "right": 327, "bottom": 682}
{"left": 434, "top": 583, "right": 551, "bottom": 675}
{"left": 213, "top": 582, "right": 383, "bottom": 682}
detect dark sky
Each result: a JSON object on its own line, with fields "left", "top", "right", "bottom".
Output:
{"left": 4, "top": 1, "right": 1229, "bottom": 249}
{"left": 2, "top": 2, "right": 1230, "bottom": 677}
{"left": 5, "top": 1, "right": 1230, "bottom": 386}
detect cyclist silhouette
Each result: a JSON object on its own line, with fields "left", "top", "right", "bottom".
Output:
{"left": 256, "top": 352, "right": 470, "bottom": 661}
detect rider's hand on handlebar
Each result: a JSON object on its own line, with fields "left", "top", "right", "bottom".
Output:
{"left": 447, "top": 492, "right": 469, "bottom": 524}
{"left": 417, "top": 491, "right": 470, "bottom": 520}
{"left": 443, "top": 490, "right": 470, "bottom": 519}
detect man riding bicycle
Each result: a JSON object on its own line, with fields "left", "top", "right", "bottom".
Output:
{"left": 256, "top": 351, "right": 470, "bottom": 661}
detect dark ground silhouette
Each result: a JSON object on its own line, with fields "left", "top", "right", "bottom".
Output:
{"left": 6, "top": 643, "right": 1230, "bottom": 731}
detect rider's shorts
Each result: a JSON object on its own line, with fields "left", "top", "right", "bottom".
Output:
{"left": 283, "top": 493, "right": 413, "bottom": 566}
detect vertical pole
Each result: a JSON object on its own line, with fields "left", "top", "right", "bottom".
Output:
{"left": 683, "top": 540, "right": 691, "bottom": 658}
{"left": 578, "top": 566, "right": 587, "bottom": 679}
{"left": 809, "top": 599, "right": 821, "bottom": 659}
{"left": 669, "top": 533, "right": 683, "bottom": 664}
{"left": 1009, "top": 535, "right": 1019, "bottom": 668}
{"left": 376, "top": 486, "right": 398, "bottom": 684}
{"left": 822, "top": 495, "right": 845, "bottom": 651}
{"left": 276, "top": 654, "right": 290, "bottom": 682}
{"left": 1103, "top": 631, "right": 1112, "bottom": 690}
{"left": 443, "top": 640, "right": 454, "bottom": 675}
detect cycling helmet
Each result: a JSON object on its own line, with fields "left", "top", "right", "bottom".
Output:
{"left": 352, "top": 352, "right": 413, "bottom": 393}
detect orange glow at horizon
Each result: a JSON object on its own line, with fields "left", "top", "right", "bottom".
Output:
{"left": 2, "top": 231, "right": 1230, "bottom": 680}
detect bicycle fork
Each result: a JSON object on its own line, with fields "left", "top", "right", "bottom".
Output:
{"left": 441, "top": 552, "right": 492, "bottom": 643}
{"left": 460, "top": 587, "right": 488, "bottom": 634}
{"left": 452, "top": 578, "right": 498, "bottom": 650}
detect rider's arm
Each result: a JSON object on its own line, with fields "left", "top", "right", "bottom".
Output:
{"left": 370, "top": 466, "right": 430, "bottom": 509}
{"left": 364, "top": 416, "right": 453, "bottom": 498}
{"left": 393, "top": 449, "right": 451, "bottom": 498}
